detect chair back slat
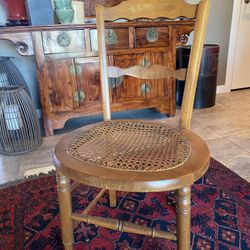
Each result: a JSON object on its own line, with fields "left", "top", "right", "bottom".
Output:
{"left": 104, "top": 0, "right": 198, "bottom": 21}
{"left": 107, "top": 65, "right": 187, "bottom": 81}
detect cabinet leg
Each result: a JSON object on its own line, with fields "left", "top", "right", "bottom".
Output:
{"left": 56, "top": 172, "right": 74, "bottom": 250}
{"left": 176, "top": 186, "right": 191, "bottom": 250}
{"left": 43, "top": 118, "right": 54, "bottom": 136}
{"left": 109, "top": 190, "right": 117, "bottom": 207}
{"left": 158, "top": 105, "right": 176, "bottom": 117}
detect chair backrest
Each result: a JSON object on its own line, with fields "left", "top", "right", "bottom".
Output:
{"left": 96, "top": 0, "right": 210, "bottom": 129}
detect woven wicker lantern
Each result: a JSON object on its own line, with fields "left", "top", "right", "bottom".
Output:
{"left": 0, "top": 86, "right": 41, "bottom": 155}
{"left": 0, "top": 57, "right": 31, "bottom": 95}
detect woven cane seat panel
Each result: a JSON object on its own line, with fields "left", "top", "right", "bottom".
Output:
{"left": 66, "top": 121, "right": 191, "bottom": 172}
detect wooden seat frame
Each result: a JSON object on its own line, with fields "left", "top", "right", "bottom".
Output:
{"left": 53, "top": 1, "right": 211, "bottom": 249}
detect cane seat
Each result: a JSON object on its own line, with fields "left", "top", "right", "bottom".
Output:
{"left": 54, "top": 120, "right": 209, "bottom": 193}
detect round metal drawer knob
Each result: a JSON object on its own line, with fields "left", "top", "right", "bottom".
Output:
{"left": 146, "top": 28, "right": 159, "bottom": 43}
{"left": 57, "top": 32, "right": 72, "bottom": 47}
{"left": 74, "top": 90, "right": 85, "bottom": 102}
{"left": 106, "top": 29, "right": 118, "bottom": 45}
{"left": 141, "top": 83, "right": 151, "bottom": 95}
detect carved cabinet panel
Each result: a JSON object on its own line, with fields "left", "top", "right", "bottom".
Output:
{"left": 144, "top": 52, "right": 173, "bottom": 100}
{"left": 74, "top": 58, "right": 102, "bottom": 106}
{"left": 111, "top": 53, "right": 146, "bottom": 102}
{"left": 111, "top": 52, "right": 173, "bottom": 103}
{"left": 46, "top": 58, "right": 79, "bottom": 113}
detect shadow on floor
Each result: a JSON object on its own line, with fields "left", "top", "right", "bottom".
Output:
{"left": 47, "top": 108, "right": 168, "bottom": 136}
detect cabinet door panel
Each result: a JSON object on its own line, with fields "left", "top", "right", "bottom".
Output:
{"left": 144, "top": 52, "right": 173, "bottom": 99}
{"left": 112, "top": 54, "right": 145, "bottom": 102}
{"left": 46, "top": 58, "right": 79, "bottom": 112}
{"left": 74, "top": 58, "right": 102, "bottom": 107}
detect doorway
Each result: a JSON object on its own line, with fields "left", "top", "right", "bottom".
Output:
{"left": 226, "top": 0, "right": 250, "bottom": 90}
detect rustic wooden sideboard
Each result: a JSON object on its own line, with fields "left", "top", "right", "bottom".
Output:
{"left": 0, "top": 21, "right": 194, "bottom": 136}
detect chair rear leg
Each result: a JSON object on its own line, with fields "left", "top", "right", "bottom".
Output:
{"left": 176, "top": 186, "right": 191, "bottom": 250}
{"left": 109, "top": 190, "right": 117, "bottom": 207}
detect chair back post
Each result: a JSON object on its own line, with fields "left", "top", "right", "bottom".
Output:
{"left": 179, "top": 0, "right": 210, "bottom": 129}
{"left": 96, "top": 4, "right": 111, "bottom": 121}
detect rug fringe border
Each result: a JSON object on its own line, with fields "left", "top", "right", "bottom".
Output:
{"left": 0, "top": 170, "right": 56, "bottom": 189}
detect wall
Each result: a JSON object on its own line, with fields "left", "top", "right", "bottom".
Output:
{"left": 205, "top": 0, "right": 234, "bottom": 86}
{"left": 0, "top": 40, "right": 40, "bottom": 108}
{"left": 188, "top": 0, "right": 234, "bottom": 86}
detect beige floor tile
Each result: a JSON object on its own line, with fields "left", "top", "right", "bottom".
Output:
{"left": 206, "top": 138, "right": 250, "bottom": 177}
{"left": 193, "top": 115, "right": 250, "bottom": 137}
{"left": 192, "top": 102, "right": 231, "bottom": 117}
{"left": 226, "top": 130, "right": 250, "bottom": 153}
{"left": 228, "top": 155, "right": 250, "bottom": 180}
{"left": 0, "top": 155, "right": 20, "bottom": 184}
{"left": 190, "top": 120, "right": 223, "bottom": 141}
{"left": 39, "top": 134, "right": 63, "bottom": 151}
{"left": 19, "top": 148, "right": 54, "bottom": 178}
{"left": 156, "top": 116, "right": 179, "bottom": 127}
{"left": 216, "top": 89, "right": 250, "bottom": 112}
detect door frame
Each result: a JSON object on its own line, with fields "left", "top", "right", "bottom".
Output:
{"left": 219, "top": 0, "right": 242, "bottom": 93}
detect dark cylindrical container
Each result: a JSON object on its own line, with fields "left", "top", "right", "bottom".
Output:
{"left": 176, "top": 45, "right": 219, "bottom": 109}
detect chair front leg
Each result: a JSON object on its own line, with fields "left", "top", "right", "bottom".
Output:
{"left": 176, "top": 186, "right": 191, "bottom": 250}
{"left": 109, "top": 190, "right": 117, "bottom": 207}
{"left": 56, "top": 172, "right": 74, "bottom": 250}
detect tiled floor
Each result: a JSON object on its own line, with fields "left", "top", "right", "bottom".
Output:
{"left": 0, "top": 89, "right": 250, "bottom": 185}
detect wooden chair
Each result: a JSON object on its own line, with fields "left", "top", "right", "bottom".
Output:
{"left": 53, "top": 0, "right": 211, "bottom": 249}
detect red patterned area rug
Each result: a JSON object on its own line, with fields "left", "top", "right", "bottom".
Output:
{"left": 0, "top": 158, "right": 249, "bottom": 250}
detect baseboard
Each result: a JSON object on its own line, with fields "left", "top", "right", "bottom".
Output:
{"left": 216, "top": 85, "right": 231, "bottom": 94}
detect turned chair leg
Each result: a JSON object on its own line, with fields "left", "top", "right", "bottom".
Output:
{"left": 109, "top": 190, "right": 117, "bottom": 207}
{"left": 57, "top": 172, "right": 74, "bottom": 250}
{"left": 176, "top": 186, "right": 191, "bottom": 250}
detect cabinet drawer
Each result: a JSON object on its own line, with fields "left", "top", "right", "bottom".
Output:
{"left": 90, "top": 28, "right": 129, "bottom": 51}
{"left": 42, "top": 30, "right": 85, "bottom": 54}
{"left": 135, "top": 27, "right": 170, "bottom": 48}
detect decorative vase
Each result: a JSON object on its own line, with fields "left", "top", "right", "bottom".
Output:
{"left": 72, "top": 1, "right": 85, "bottom": 24}
{"left": 54, "top": 0, "right": 72, "bottom": 9}
{"left": 54, "top": 0, "right": 74, "bottom": 24}
{"left": 55, "top": 9, "right": 74, "bottom": 24}
{"left": 5, "top": 0, "right": 28, "bottom": 26}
